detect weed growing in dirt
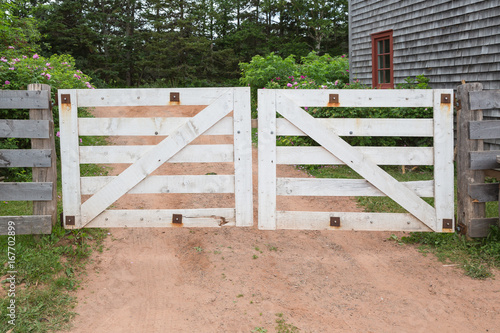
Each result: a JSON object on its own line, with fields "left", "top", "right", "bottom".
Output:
{"left": 395, "top": 226, "right": 500, "bottom": 279}
{"left": 0, "top": 225, "right": 108, "bottom": 332}
{"left": 275, "top": 313, "right": 301, "bottom": 332}
{"left": 253, "top": 254, "right": 259, "bottom": 259}
{"left": 252, "top": 327, "right": 268, "bottom": 333}
{"left": 193, "top": 246, "right": 203, "bottom": 252}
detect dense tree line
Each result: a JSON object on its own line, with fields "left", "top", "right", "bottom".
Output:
{"left": 8, "top": 0, "right": 347, "bottom": 87}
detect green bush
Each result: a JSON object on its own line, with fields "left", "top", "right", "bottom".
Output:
{"left": 1, "top": 47, "right": 95, "bottom": 181}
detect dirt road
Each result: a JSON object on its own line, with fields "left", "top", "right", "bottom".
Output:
{"left": 67, "top": 106, "right": 500, "bottom": 332}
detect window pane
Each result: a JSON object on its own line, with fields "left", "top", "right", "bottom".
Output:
{"left": 384, "top": 70, "right": 390, "bottom": 83}
{"left": 378, "top": 70, "right": 384, "bottom": 84}
{"left": 378, "top": 41, "right": 383, "bottom": 54}
{"left": 384, "top": 54, "right": 390, "bottom": 69}
{"left": 384, "top": 39, "right": 390, "bottom": 53}
{"left": 378, "top": 55, "right": 384, "bottom": 68}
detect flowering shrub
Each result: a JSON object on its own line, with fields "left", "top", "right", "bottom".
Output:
{"left": 1, "top": 48, "right": 94, "bottom": 91}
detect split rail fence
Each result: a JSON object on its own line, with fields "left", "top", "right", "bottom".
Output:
{"left": 457, "top": 83, "right": 500, "bottom": 237}
{"left": 0, "top": 84, "right": 57, "bottom": 235}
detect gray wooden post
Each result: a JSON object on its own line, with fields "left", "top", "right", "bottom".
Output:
{"left": 456, "top": 83, "right": 485, "bottom": 237}
{"left": 28, "top": 84, "right": 57, "bottom": 226}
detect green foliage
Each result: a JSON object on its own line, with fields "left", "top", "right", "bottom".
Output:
{"left": 0, "top": 226, "right": 108, "bottom": 331}
{"left": 400, "top": 226, "right": 500, "bottom": 279}
{"left": 275, "top": 313, "right": 301, "bottom": 333}
{"left": 0, "top": 1, "right": 41, "bottom": 55}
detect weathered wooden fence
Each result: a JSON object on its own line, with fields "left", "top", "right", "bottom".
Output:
{"left": 258, "top": 89, "right": 455, "bottom": 232}
{"left": 457, "top": 83, "right": 500, "bottom": 237}
{"left": 0, "top": 84, "right": 57, "bottom": 235}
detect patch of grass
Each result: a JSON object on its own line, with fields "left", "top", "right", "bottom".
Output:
{"left": 252, "top": 254, "right": 258, "bottom": 259}
{"left": 193, "top": 246, "right": 203, "bottom": 252}
{"left": 252, "top": 327, "right": 268, "bottom": 333}
{"left": 275, "top": 313, "right": 300, "bottom": 333}
{"left": 0, "top": 224, "right": 108, "bottom": 331}
{"left": 397, "top": 225, "right": 500, "bottom": 279}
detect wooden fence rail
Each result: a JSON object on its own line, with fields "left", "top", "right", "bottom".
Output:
{"left": 0, "top": 84, "right": 56, "bottom": 235}
{"left": 457, "top": 83, "right": 500, "bottom": 237}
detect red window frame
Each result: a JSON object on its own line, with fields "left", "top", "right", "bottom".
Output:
{"left": 371, "top": 30, "right": 394, "bottom": 89}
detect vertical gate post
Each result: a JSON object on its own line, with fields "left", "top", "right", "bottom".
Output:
{"left": 456, "top": 83, "right": 485, "bottom": 235}
{"left": 233, "top": 87, "right": 253, "bottom": 226}
{"left": 432, "top": 90, "right": 455, "bottom": 232}
{"left": 258, "top": 90, "right": 277, "bottom": 230}
{"left": 58, "top": 90, "right": 82, "bottom": 228}
{"left": 28, "top": 84, "right": 57, "bottom": 226}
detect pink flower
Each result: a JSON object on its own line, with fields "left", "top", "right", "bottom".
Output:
{"left": 286, "top": 83, "right": 293, "bottom": 87}
{"left": 33, "top": 54, "right": 39, "bottom": 59}
{"left": 341, "top": 55, "right": 345, "bottom": 58}
{"left": 56, "top": 131, "right": 60, "bottom": 137}
{"left": 0, "top": 57, "right": 7, "bottom": 62}
{"left": 8, "top": 46, "right": 14, "bottom": 49}
{"left": 46, "top": 74, "right": 51, "bottom": 80}
{"left": 8, "top": 67, "right": 14, "bottom": 70}
{"left": 5, "top": 81, "right": 10, "bottom": 85}
{"left": 79, "top": 138, "right": 83, "bottom": 143}
{"left": 22, "top": 55, "right": 27, "bottom": 59}
{"left": 46, "top": 63, "right": 50, "bottom": 66}
{"left": 300, "top": 75, "right": 305, "bottom": 79}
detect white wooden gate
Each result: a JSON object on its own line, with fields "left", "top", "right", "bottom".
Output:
{"left": 58, "top": 88, "right": 252, "bottom": 228}
{"left": 258, "top": 89, "right": 454, "bottom": 232}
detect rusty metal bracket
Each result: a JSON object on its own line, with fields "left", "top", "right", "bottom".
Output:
{"left": 170, "top": 92, "right": 180, "bottom": 103}
{"left": 330, "top": 216, "right": 340, "bottom": 227}
{"left": 441, "top": 94, "right": 451, "bottom": 104}
{"left": 172, "top": 214, "right": 183, "bottom": 224}
{"left": 329, "top": 94, "right": 339, "bottom": 104}
{"left": 60, "top": 94, "right": 71, "bottom": 104}
{"left": 442, "top": 219, "right": 453, "bottom": 230}
{"left": 65, "top": 215, "right": 75, "bottom": 226}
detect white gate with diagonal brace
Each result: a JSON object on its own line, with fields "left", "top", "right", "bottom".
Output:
{"left": 258, "top": 89, "right": 454, "bottom": 232}
{"left": 58, "top": 88, "right": 252, "bottom": 229}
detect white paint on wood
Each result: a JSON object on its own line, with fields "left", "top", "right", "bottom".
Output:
{"left": 0, "top": 120, "right": 49, "bottom": 139}
{"left": 80, "top": 91, "right": 234, "bottom": 225}
{"left": 277, "top": 178, "right": 434, "bottom": 197}
{"left": 433, "top": 90, "right": 455, "bottom": 231}
{"left": 277, "top": 146, "right": 433, "bottom": 165}
{"left": 76, "top": 88, "right": 231, "bottom": 107}
{"left": 81, "top": 175, "right": 235, "bottom": 195}
{"left": 277, "top": 118, "right": 433, "bottom": 137}
{"left": 80, "top": 144, "right": 234, "bottom": 164}
{"left": 233, "top": 87, "right": 253, "bottom": 226}
{"left": 58, "top": 89, "right": 82, "bottom": 228}
{"left": 258, "top": 90, "right": 277, "bottom": 230}
{"left": 276, "top": 211, "right": 432, "bottom": 231}
{"left": 280, "top": 89, "right": 434, "bottom": 107}
{"left": 85, "top": 208, "right": 236, "bottom": 228}
{"left": 276, "top": 92, "right": 438, "bottom": 230}
{"left": 79, "top": 117, "right": 234, "bottom": 136}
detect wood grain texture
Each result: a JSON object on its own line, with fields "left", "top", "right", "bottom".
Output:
{"left": 277, "top": 146, "right": 433, "bottom": 165}
{"left": 276, "top": 211, "right": 432, "bottom": 232}
{"left": 258, "top": 90, "right": 277, "bottom": 230}
{"left": 277, "top": 178, "right": 434, "bottom": 197}
{"left": 0, "top": 90, "right": 50, "bottom": 109}
{"left": 276, "top": 118, "right": 433, "bottom": 137}
{"left": 233, "top": 87, "right": 253, "bottom": 227}
{"left": 0, "top": 149, "right": 51, "bottom": 167}
{"left": 78, "top": 116, "right": 234, "bottom": 136}
{"left": 456, "top": 83, "right": 485, "bottom": 235}
{"left": 0, "top": 182, "right": 53, "bottom": 201}
{"left": 85, "top": 208, "right": 235, "bottom": 228}
{"left": 29, "top": 84, "right": 57, "bottom": 226}
{"left": 468, "top": 218, "right": 500, "bottom": 238}
{"left": 0, "top": 119, "right": 49, "bottom": 139}
{"left": 468, "top": 183, "right": 500, "bottom": 202}
{"left": 79, "top": 144, "right": 234, "bottom": 164}
{"left": 469, "top": 120, "right": 500, "bottom": 140}
{"left": 469, "top": 90, "right": 500, "bottom": 110}
{"left": 470, "top": 151, "right": 500, "bottom": 170}
{"left": 0, "top": 216, "right": 52, "bottom": 235}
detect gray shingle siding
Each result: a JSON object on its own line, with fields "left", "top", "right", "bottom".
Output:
{"left": 348, "top": 0, "right": 500, "bottom": 90}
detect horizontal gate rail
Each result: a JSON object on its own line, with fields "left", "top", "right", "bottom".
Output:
{"left": 258, "top": 89, "right": 454, "bottom": 232}
{"left": 59, "top": 88, "right": 252, "bottom": 229}
{"left": 0, "top": 84, "right": 56, "bottom": 235}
